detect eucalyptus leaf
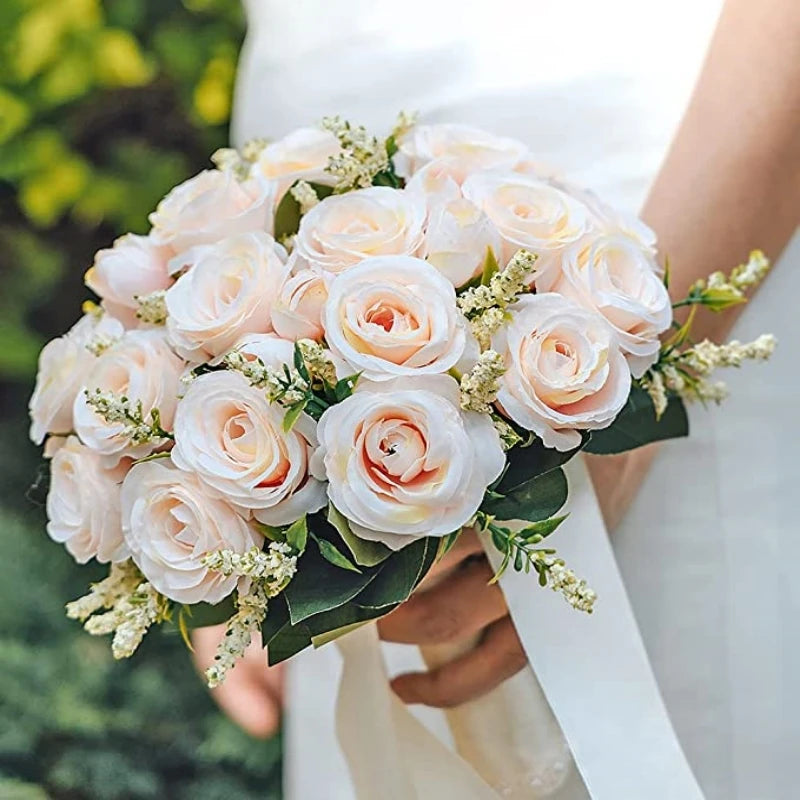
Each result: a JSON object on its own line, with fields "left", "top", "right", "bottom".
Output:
{"left": 328, "top": 504, "right": 392, "bottom": 567}
{"left": 483, "top": 467, "right": 568, "bottom": 522}
{"left": 583, "top": 386, "right": 689, "bottom": 455}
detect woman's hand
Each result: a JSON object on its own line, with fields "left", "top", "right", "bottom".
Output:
{"left": 192, "top": 625, "right": 284, "bottom": 739}
{"left": 378, "top": 529, "right": 527, "bottom": 708}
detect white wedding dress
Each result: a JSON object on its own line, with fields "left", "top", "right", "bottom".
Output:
{"left": 233, "top": 2, "right": 800, "bottom": 797}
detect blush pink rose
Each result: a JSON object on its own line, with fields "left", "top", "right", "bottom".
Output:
{"left": 493, "top": 293, "right": 631, "bottom": 451}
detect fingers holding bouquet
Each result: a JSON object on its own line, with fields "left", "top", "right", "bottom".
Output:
{"left": 379, "top": 528, "right": 527, "bottom": 708}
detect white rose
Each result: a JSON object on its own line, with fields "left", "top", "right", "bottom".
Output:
{"left": 310, "top": 375, "right": 505, "bottom": 549}
{"left": 46, "top": 436, "right": 129, "bottom": 564}
{"left": 149, "top": 169, "right": 275, "bottom": 258}
{"left": 73, "top": 330, "right": 184, "bottom": 462}
{"left": 407, "top": 161, "right": 501, "bottom": 288}
{"left": 494, "top": 293, "right": 631, "bottom": 451}
{"left": 547, "top": 176, "right": 658, "bottom": 252}
{"left": 294, "top": 186, "right": 425, "bottom": 275}
{"left": 165, "top": 232, "right": 289, "bottom": 363}
{"left": 85, "top": 233, "right": 173, "bottom": 327}
{"left": 172, "top": 370, "right": 326, "bottom": 525}
{"left": 424, "top": 197, "right": 501, "bottom": 287}
{"left": 554, "top": 234, "right": 672, "bottom": 377}
{"left": 395, "top": 123, "right": 528, "bottom": 182}
{"left": 121, "top": 459, "right": 263, "bottom": 604}
{"left": 29, "top": 312, "right": 125, "bottom": 444}
{"left": 270, "top": 267, "right": 329, "bottom": 341}
{"left": 462, "top": 171, "right": 595, "bottom": 286}
{"left": 323, "top": 255, "right": 468, "bottom": 380}
{"left": 254, "top": 127, "right": 339, "bottom": 199}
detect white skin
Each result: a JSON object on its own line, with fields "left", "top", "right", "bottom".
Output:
{"left": 193, "top": 0, "right": 800, "bottom": 731}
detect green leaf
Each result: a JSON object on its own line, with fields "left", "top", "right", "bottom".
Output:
{"left": 285, "top": 515, "right": 308, "bottom": 553}
{"left": 306, "top": 601, "right": 391, "bottom": 638}
{"left": 266, "top": 621, "right": 314, "bottom": 664}
{"left": 274, "top": 188, "right": 302, "bottom": 242}
{"left": 274, "top": 181, "right": 333, "bottom": 241}
{"left": 313, "top": 534, "right": 362, "bottom": 572}
{"left": 328, "top": 504, "right": 392, "bottom": 567}
{"left": 583, "top": 386, "right": 689, "bottom": 455}
{"left": 435, "top": 530, "right": 461, "bottom": 561}
{"left": 170, "top": 597, "right": 235, "bottom": 630}
{"left": 255, "top": 521, "right": 286, "bottom": 542}
{"left": 283, "top": 543, "right": 374, "bottom": 623}
{"left": 293, "top": 341, "right": 310, "bottom": 383}
{"left": 311, "top": 619, "right": 371, "bottom": 648}
{"left": 517, "top": 514, "right": 568, "bottom": 541}
{"left": 334, "top": 372, "right": 361, "bottom": 401}
{"left": 481, "top": 246, "right": 500, "bottom": 285}
{"left": 354, "top": 538, "right": 436, "bottom": 609}
{"left": 496, "top": 434, "right": 586, "bottom": 494}
{"left": 483, "top": 467, "right": 568, "bottom": 522}
{"left": 266, "top": 599, "right": 393, "bottom": 664}
{"left": 261, "top": 593, "right": 290, "bottom": 644}
{"left": 282, "top": 400, "right": 307, "bottom": 433}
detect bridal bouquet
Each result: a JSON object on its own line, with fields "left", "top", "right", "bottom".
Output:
{"left": 30, "top": 114, "right": 774, "bottom": 686}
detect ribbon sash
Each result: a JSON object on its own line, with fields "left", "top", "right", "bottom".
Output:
{"left": 334, "top": 458, "right": 705, "bottom": 799}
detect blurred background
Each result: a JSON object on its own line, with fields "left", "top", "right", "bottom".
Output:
{"left": 0, "top": 1, "right": 283, "bottom": 797}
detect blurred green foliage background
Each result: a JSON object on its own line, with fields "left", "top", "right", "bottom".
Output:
{"left": 0, "top": 1, "right": 283, "bottom": 797}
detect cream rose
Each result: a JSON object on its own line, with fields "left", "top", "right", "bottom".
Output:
{"left": 494, "top": 293, "right": 631, "bottom": 451}
{"left": 270, "top": 267, "right": 329, "bottom": 341}
{"left": 293, "top": 186, "right": 425, "bottom": 275}
{"left": 395, "top": 123, "right": 528, "bottom": 182}
{"left": 423, "top": 197, "right": 501, "bottom": 287}
{"left": 85, "top": 233, "right": 173, "bottom": 327}
{"left": 29, "top": 312, "right": 125, "bottom": 444}
{"left": 172, "top": 370, "right": 326, "bottom": 525}
{"left": 165, "top": 232, "right": 289, "bottom": 363}
{"left": 407, "top": 162, "right": 501, "bottom": 288}
{"left": 310, "top": 375, "right": 505, "bottom": 549}
{"left": 254, "top": 127, "right": 339, "bottom": 199}
{"left": 462, "top": 171, "right": 595, "bottom": 286}
{"left": 323, "top": 256, "right": 467, "bottom": 380}
{"left": 548, "top": 176, "right": 658, "bottom": 251}
{"left": 149, "top": 169, "right": 275, "bottom": 257}
{"left": 73, "top": 330, "right": 184, "bottom": 462}
{"left": 554, "top": 234, "right": 672, "bottom": 377}
{"left": 46, "top": 436, "right": 129, "bottom": 564}
{"left": 121, "top": 459, "right": 263, "bottom": 604}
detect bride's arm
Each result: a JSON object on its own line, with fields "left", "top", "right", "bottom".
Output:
{"left": 588, "top": 0, "right": 800, "bottom": 530}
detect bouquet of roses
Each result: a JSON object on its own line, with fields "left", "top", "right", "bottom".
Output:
{"left": 29, "top": 114, "right": 775, "bottom": 687}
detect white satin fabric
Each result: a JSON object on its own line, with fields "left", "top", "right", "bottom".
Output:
{"left": 233, "top": 2, "right": 800, "bottom": 797}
